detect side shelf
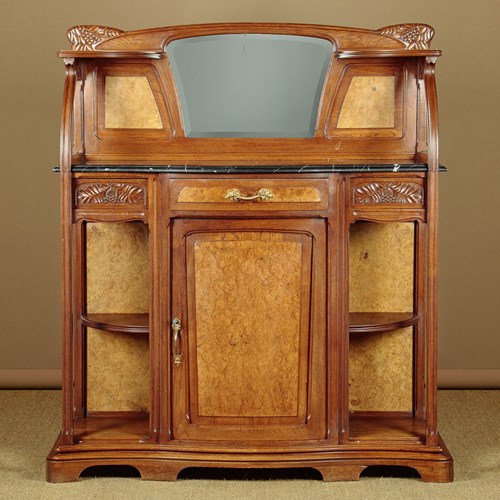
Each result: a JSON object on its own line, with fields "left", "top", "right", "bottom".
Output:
{"left": 82, "top": 313, "right": 149, "bottom": 334}
{"left": 349, "top": 312, "right": 418, "bottom": 334}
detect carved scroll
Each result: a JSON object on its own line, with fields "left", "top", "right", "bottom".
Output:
{"left": 67, "top": 25, "right": 124, "bottom": 51}
{"left": 377, "top": 24, "right": 434, "bottom": 50}
{"left": 76, "top": 183, "right": 146, "bottom": 206}
{"left": 353, "top": 182, "right": 423, "bottom": 205}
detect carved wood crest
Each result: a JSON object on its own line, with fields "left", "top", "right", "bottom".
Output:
{"left": 67, "top": 25, "right": 124, "bottom": 51}
{"left": 353, "top": 182, "right": 423, "bottom": 205}
{"left": 377, "top": 24, "right": 434, "bottom": 50}
{"left": 76, "top": 183, "right": 145, "bottom": 205}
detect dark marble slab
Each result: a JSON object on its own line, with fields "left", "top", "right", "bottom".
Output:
{"left": 54, "top": 164, "right": 447, "bottom": 174}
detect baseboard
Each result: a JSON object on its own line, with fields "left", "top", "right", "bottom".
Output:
{"left": 0, "top": 369, "right": 61, "bottom": 389}
{"left": 437, "top": 369, "right": 500, "bottom": 389}
{"left": 1, "top": 369, "right": 499, "bottom": 389}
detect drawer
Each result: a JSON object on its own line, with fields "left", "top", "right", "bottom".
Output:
{"left": 74, "top": 179, "right": 148, "bottom": 209}
{"left": 169, "top": 178, "right": 329, "bottom": 212}
{"left": 350, "top": 177, "right": 424, "bottom": 209}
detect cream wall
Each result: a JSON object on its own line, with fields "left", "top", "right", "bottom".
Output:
{"left": 1, "top": 0, "right": 499, "bottom": 387}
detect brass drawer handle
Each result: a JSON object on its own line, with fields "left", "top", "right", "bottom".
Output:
{"left": 225, "top": 188, "right": 273, "bottom": 202}
{"left": 171, "top": 318, "right": 182, "bottom": 365}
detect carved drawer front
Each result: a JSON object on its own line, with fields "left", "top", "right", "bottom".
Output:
{"left": 350, "top": 177, "right": 424, "bottom": 209}
{"left": 75, "top": 180, "right": 147, "bottom": 209}
{"left": 169, "top": 178, "right": 329, "bottom": 212}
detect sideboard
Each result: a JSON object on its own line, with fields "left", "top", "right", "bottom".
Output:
{"left": 47, "top": 22, "right": 453, "bottom": 482}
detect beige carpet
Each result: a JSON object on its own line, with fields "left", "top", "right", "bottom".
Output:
{"left": 0, "top": 390, "right": 498, "bottom": 499}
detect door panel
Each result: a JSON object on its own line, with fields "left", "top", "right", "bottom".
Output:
{"left": 171, "top": 218, "right": 326, "bottom": 442}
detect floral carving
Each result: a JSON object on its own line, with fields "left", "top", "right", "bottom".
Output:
{"left": 377, "top": 24, "right": 434, "bottom": 50}
{"left": 353, "top": 182, "right": 423, "bottom": 205}
{"left": 67, "top": 25, "right": 124, "bottom": 51}
{"left": 76, "top": 183, "right": 145, "bottom": 205}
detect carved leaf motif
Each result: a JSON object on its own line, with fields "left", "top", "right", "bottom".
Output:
{"left": 353, "top": 182, "right": 423, "bottom": 205}
{"left": 67, "top": 25, "right": 124, "bottom": 51}
{"left": 377, "top": 24, "right": 434, "bottom": 50}
{"left": 76, "top": 183, "right": 145, "bottom": 205}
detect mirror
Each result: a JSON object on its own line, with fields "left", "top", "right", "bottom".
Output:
{"left": 166, "top": 34, "right": 333, "bottom": 138}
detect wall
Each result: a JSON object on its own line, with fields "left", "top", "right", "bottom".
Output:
{"left": 1, "top": 0, "right": 499, "bottom": 387}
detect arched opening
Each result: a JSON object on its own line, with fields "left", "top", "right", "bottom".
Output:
{"left": 177, "top": 467, "right": 323, "bottom": 481}
{"left": 80, "top": 465, "right": 141, "bottom": 479}
{"left": 360, "top": 465, "right": 421, "bottom": 479}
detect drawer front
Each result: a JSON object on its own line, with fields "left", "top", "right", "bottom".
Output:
{"left": 169, "top": 179, "right": 329, "bottom": 212}
{"left": 74, "top": 180, "right": 148, "bottom": 209}
{"left": 350, "top": 177, "right": 424, "bottom": 209}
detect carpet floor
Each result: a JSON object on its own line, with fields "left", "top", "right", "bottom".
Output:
{"left": 0, "top": 390, "right": 498, "bottom": 499}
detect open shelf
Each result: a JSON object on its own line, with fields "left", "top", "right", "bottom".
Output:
{"left": 349, "top": 312, "right": 418, "bottom": 334}
{"left": 82, "top": 313, "right": 149, "bottom": 334}
{"left": 349, "top": 414, "right": 425, "bottom": 444}
{"left": 74, "top": 414, "right": 150, "bottom": 443}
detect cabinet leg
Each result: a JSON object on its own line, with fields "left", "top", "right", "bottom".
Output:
{"left": 316, "top": 464, "right": 366, "bottom": 481}
{"left": 415, "top": 463, "right": 454, "bottom": 483}
{"left": 46, "top": 460, "right": 87, "bottom": 483}
{"left": 139, "top": 462, "right": 184, "bottom": 481}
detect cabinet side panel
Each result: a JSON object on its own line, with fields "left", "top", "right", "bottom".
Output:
{"left": 349, "top": 327, "right": 413, "bottom": 411}
{"left": 349, "top": 222, "right": 414, "bottom": 412}
{"left": 86, "top": 222, "right": 150, "bottom": 412}
{"left": 86, "top": 222, "right": 149, "bottom": 313}
{"left": 87, "top": 328, "right": 149, "bottom": 412}
{"left": 349, "top": 222, "right": 414, "bottom": 312}
{"left": 191, "top": 233, "right": 306, "bottom": 418}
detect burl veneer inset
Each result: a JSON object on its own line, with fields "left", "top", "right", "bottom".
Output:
{"left": 86, "top": 222, "right": 150, "bottom": 412}
{"left": 337, "top": 76, "right": 395, "bottom": 129}
{"left": 349, "top": 222, "right": 414, "bottom": 313}
{"left": 105, "top": 76, "right": 162, "bottom": 129}
{"left": 87, "top": 328, "right": 149, "bottom": 412}
{"left": 349, "top": 222, "right": 414, "bottom": 412}
{"left": 349, "top": 327, "right": 413, "bottom": 412}
{"left": 86, "top": 222, "right": 149, "bottom": 313}
{"left": 190, "top": 232, "right": 310, "bottom": 418}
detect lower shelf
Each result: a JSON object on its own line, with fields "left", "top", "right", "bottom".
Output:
{"left": 74, "top": 414, "right": 150, "bottom": 443}
{"left": 349, "top": 414, "right": 425, "bottom": 444}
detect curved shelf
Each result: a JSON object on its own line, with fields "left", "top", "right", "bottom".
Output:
{"left": 349, "top": 312, "right": 419, "bottom": 334}
{"left": 81, "top": 313, "right": 149, "bottom": 334}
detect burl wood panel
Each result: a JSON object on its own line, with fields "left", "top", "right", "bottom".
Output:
{"left": 349, "top": 222, "right": 414, "bottom": 411}
{"left": 86, "top": 222, "right": 149, "bottom": 412}
{"left": 337, "top": 76, "right": 395, "bottom": 128}
{"left": 105, "top": 76, "right": 162, "bottom": 129}
{"left": 349, "top": 222, "right": 414, "bottom": 313}
{"left": 86, "top": 222, "right": 149, "bottom": 314}
{"left": 349, "top": 327, "right": 413, "bottom": 411}
{"left": 191, "top": 232, "right": 307, "bottom": 417}
{"left": 87, "top": 328, "right": 149, "bottom": 412}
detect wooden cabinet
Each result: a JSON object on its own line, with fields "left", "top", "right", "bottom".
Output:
{"left": 47, "top": 23, "right": 453, "bottom": 483}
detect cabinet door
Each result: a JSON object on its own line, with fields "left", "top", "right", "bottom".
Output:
{"left": 171, "top": 218, "right": 326, "bottom": 442}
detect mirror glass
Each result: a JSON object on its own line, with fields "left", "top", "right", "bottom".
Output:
{"left": 166, "top": 34, "right": 333, "bottom": 138}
